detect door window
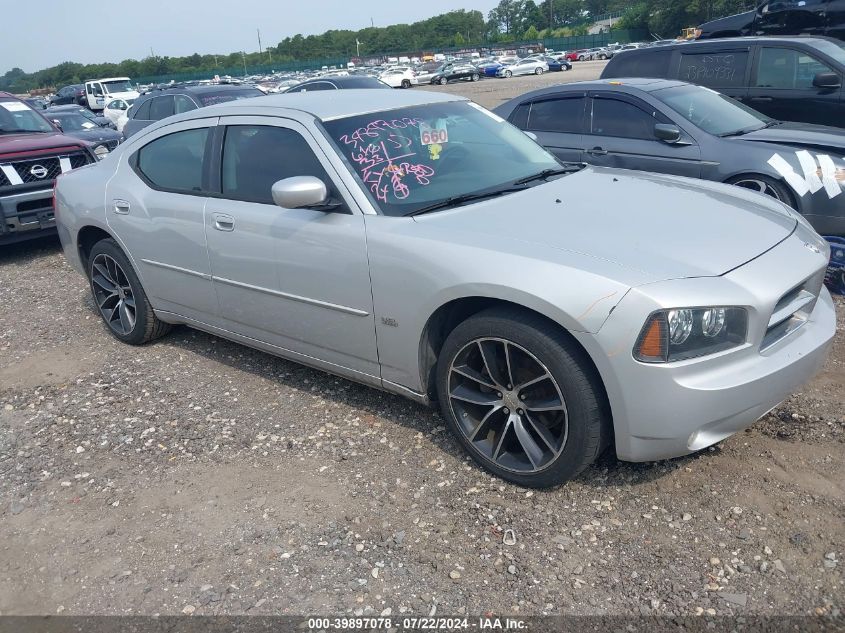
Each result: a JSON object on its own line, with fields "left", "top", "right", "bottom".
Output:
{"left": 679, "top": 52, "right": 750, "bottom": 88}
{"left": 174, "top": 94, "right": 198, "bottom": 114}
{"left": 135, "top": 128, "right": 210, "bottom": 193}
{"left": 756, "top": 47, "right": 835, "bottom": 88}
{"left": 133, "top": 98, "right": 152, "bottom": 120}
{"left": 527, "top": 97, "right": 586, "bottom": 133}
{"left": 590, "top": 97, "right": 660, "bottom": 139}
{"left": 149, "top": 95, "right": 175, "bottom": 120}
{"left": 221, "top": 125, "right": 331, "bottom": 204}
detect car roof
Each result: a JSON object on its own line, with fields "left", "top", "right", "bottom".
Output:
{"left": 627, "top": 35, "right": 840, "bottom": 49}
{"left": 494, "top": 78, "right": 690, "bottom": 109}
{"left": 176, "top": 89, "right": 466, "bottom": 123}
{"left": 294, "top": 76, "right": 384, "bottom": 86}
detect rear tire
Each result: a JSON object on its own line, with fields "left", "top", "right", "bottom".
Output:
{"left": 436, "top": 307, "right": 610, "bottom": 488}
{"left": 401, "top": 79, "right": 411, "bottom": 89}
{"left": 535, "top": 67, "right": 543, "bottom": 75}
{"left": 504, "top": 70, "right": 512, "bottom": 78}
{"left": 439, "top": 77, "right": 448, "bottom": 85}
{"left": 471, "top": 73, "right": 480, "bottom": 82}
{"left": 87, "top": 238, "right": 171, "bottom": 345}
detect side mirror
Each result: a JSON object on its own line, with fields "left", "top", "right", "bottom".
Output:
{"left": 52, "top": 119, "right": 63, "bottom": 132}
{"left": 271, "top": 176, "right": 335, "bottom": 210}
{"left": 654, "top": 123, "right": 682, "bottom": 143}
{"left": 524, "top": 131, "right": 539, "bottom": 141}
{"left": 813, "top": 72, "right": 841, "bottom": 90}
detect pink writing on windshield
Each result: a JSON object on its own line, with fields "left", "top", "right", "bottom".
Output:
{"left": 339, "top": 118, "right": 435, "bottom": 203}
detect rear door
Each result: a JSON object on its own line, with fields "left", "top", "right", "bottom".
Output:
{"left": 514, "top": 93, "right": 586, "bottom": 162}
{"left": 747, "top": 44, "right": 843, "bottom": 125}
{"left": 106, "top": 117, "right": 218, "bottom": 322}
{"left": 583, "top": 91, "right": 702, "bottom": 178}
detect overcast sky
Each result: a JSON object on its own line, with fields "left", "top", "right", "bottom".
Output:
{"left": 3, "top": 0, "right": 496, "bottom": 73}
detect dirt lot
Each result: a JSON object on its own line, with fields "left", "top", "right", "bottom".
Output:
{"left": 1, "top": 61, "right": 843, "bottom": 619}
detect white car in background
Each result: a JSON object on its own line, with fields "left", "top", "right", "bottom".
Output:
{"left": 497, "top": 58, "right": 549, "bottom": 78}
{"left": 102, "top": 98, "right": 134, "bottom": 127}
{"left": 379, "top": 67, "right": 418, "bottom": 89}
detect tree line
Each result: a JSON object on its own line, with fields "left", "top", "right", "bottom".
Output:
{"left": 2, "top": 1, "right": 755, "bottom": 93}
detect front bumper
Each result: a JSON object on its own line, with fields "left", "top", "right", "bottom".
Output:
{"left": 575, "top": 228, "right": 836, "bottom": 462}
{"left": 0, "top": 187, "right": 56, "bottom": 245}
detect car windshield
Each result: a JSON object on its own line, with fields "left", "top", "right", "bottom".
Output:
{"left": 323, "top": 101, "right": 564, "bottom": 217}
{"left": 812, "top": 40, "right": 845, "bottom": 65}
{"left": 76, "top": 109, "right": 100, "bottom": 122}
{"left": 653, "top": 84, "right": 769, "bottom": 136}
{"left": 197, "top": 88, "right": 264, "bottom": 106}
{"left": 0, "top": 101, "right": 54, "bottom": 134}
{"left": 51, "top": 112, "right": 98, "bottom": 132}
{"left": 102, "top": 80, "right": 133, "bottom": 93}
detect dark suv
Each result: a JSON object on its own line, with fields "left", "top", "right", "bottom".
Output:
{"left": 600, "top": 36, "right": 845, "bottom": 127}
{"left": 123, "top": 84, "right": 265, "bottom": 138}
{"left": 0, "top": 93, "right": 97, "bottom": 245}
{"left": 698, "top": 1, "right": 844, "bottom": 41}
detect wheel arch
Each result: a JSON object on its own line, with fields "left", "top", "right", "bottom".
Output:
{"left": 417, "top": 297, "right": 612, "bottom": 435}
{"left": 77, "top": 224, "right": 115, "bottom": 272}
{"left": 723, "top": 171, "right": 798, "bottom": 210}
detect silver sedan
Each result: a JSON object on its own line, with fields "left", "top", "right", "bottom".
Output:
{"left": 497, "top": 58, "right": 549, "bottom": 78}
{"left": 55, "top": 90, "right": 835, "bottom": 487}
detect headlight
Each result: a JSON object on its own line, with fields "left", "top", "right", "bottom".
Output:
{"left": 93, "top": 144, "right": 110, "bottom": 160}
{"left": 634, "top": 307, "right": 748, "bottom": 363}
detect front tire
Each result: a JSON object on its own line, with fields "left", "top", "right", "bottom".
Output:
{"left": 401, "top": 79, "right": 411, "bottom": 89}
{"left": 504, "top": 70, "right": 512, "bottom": 78}
{"left": 471, "top": 73, "right": 480, "bottom": 82}
{"left": 535, "top": 67, "right": 544, "bottom": 75}
{"left": 726, "top": 174, "right": 796, "bottom": 209}
{"left": 87, "top": 238, "right": 171, "bottom": 345}
{"left": 436, "top": 307, "right": 610, "bottom": 488}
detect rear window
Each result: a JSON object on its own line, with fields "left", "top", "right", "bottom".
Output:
{"left": 603, "top": 50, "right": 672, "bottom": 78}
{"left": 527, "top": 97, "right": 585, "bottom": 134}
{"left": 679, "top": 51, "right": 749, "bottom": 88}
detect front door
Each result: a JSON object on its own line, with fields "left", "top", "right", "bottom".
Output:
{"left": 106, "top": 117, "right": 219, "bottom": 322}
{"left": 583, "top": 93, "right": 702, "bottom": 178}
{"left": 748, "top": 45, "right": 843, "bottom": 126}
{"left": 204, "top": 117, "right": 379, "bottom": 378}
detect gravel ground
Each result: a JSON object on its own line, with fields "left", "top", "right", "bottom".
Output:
{"left": 1, "top": 63, "right": 843, "bottom": 618}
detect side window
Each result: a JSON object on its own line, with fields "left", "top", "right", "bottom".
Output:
{"left": 508, "top": 102, "right": 530, "bottom": 128}
{"left": 174, "top": 94, "right": 198, "bottom": 114}
{"left": 133, "top": 98, "right": 152, "bottom": 120}
{"left": 755, "top": 47, "right": 833, "bottom": 88}
{"left": 590, "top": 97, "right": 659, "bottom": 139}
{"left": 301, "top": 82, "right": 335, "bottom": 92}
{"left": 679, "top": 51, "right": 750, "bottom": 88}
{"left": 149, "top": 95, "right": 175, "bottom": 121}
{"left": 603, "top": 50, "right": 672, "bottom": 78}
{"left": 221, "top": 125, "right": 330, "bottom": 204}
{"left": 135, "top": 128, "right": 209, "bottom": 193}
{"left": 527, "top": 97, "right": 585, "bottom": 134}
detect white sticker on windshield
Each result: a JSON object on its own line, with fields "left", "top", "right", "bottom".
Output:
{"left": 468, "top": 101, "right": 505, "bottom": 123}
{"left": 81, "top": 122, "right": 96, "bottom": 129}
{"left": 0, "top": 101, "right": 30, "bottom": 112}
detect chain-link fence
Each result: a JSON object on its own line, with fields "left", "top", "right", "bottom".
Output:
{"left": 134, "top": 28, "right": 648, "bottom": 85}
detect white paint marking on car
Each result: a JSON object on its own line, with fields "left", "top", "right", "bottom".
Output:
{"left": 768, "top": 151, "right": 842, "bottom": 199}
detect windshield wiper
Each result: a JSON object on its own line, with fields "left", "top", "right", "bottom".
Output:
{"left": 761, "top": 120, "right": 785, "bottom": 129}
{"left": 407, "top": 186, "right": 528, "bottom": 217}
{"left": 719, "top": 126, "right": 760, "bottom": 138}
{"left": 513, "top": 165, "right": 584, "bottom": 186}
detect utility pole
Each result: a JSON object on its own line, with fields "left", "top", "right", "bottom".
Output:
{"left": 549, "top": 0, "right": 553, "bottom": 31}
{"left": 257, "top": 29, "right": 263, "bottom": 56}
{"left": 242, "top": 51, "right": 247, "bottom": 77}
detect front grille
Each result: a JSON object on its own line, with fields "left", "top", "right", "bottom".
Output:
{"left": 761, "top": 269, "right": 826, "bottom": 350}
{"left": 0, "top": 150, "right": 92, "bottom": 189}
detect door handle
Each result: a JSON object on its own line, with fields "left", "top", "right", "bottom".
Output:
{"left": 587, "top": 147, "right": 608, "bottom": 156}
{"left": 113, "top": 199, "right": 130, "bottom": 214}
{"left": 750, "top": 96, "right": 773, "bottom": 102}
{"left": 213, "top": 213, "right": 235, "bottom": 232}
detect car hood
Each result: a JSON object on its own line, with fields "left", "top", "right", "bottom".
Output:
{"left": 736, "top": 122, "right": 845, "bottom": 153}
{"left": 413, "top": 166, "right": 796, "bottom": 283}
{"left": 107, "top": 90, "right": 139, "bottom": 101}
{"left": 698, "top": 10, "right": 754, "bottom": 36}
{"left": 0, "top": 132, "right": 87, "bottom": 158}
